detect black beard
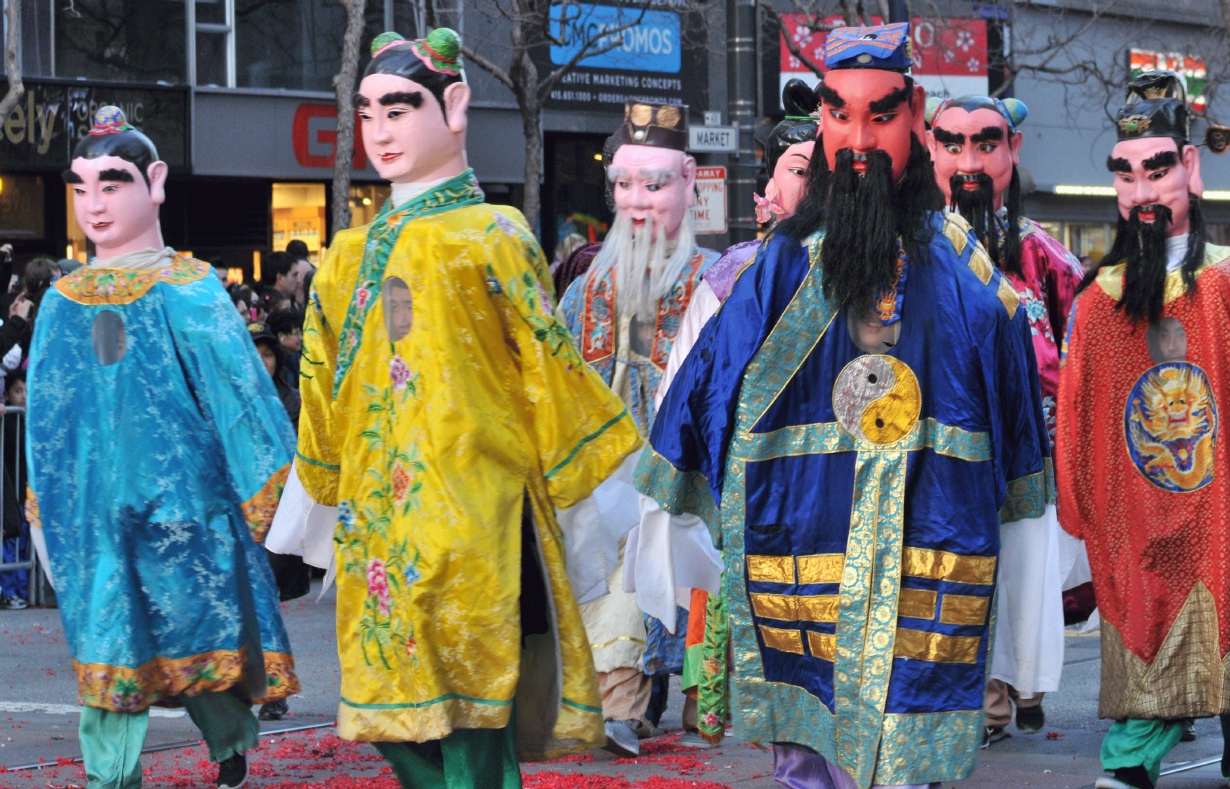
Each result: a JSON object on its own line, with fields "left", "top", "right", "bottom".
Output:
{"left": 1115, "top": 204, "right": 1173, "bottom": 325}
{"left": 821, "top": 148, "right": 901, "bottom": 316}
{"left": 780, "top": 135, "right": 944, "bottom": 316}
{"left": 951, "top": 173, "right": 1000, "bottom": 259}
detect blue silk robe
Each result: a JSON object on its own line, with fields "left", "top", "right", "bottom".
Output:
{"left": 26, "top": 256, "right": 298, "bottom": 712}
{"left": 635, "top": 213, "right": 1052, "bottom": 787}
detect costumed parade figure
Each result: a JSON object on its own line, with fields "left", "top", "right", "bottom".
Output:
{"left": 556, "top": 100, "right": 720, "bottom": 757}
{"left": 926, "top": 95, "right": 1086, "bottom": 743}
{"left": 642, "top": 79, "right": 822, "bottom": 747}
{"left": 635, "top": 24, "right": 1053, "bottom": 788}
{"left": 27, "top": 107, "right": 299, "bottom": 789}
{"left": 1056, "top": 72, "right": 1230, "bottom": 789}
{"left": 267, "top": 29, "right": 641, "bottom": 788}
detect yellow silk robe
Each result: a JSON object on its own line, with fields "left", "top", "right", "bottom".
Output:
{"left": 297, "top": 171, "right": 641, "bottom": 759}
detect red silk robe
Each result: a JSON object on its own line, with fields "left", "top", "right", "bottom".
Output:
{"left": 1056, "top": 242, "right": 1230, "bottom": 719}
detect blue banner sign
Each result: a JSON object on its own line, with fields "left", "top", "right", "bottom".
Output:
{"left": 550, "top": 3, "right": 681, "bottom": 74}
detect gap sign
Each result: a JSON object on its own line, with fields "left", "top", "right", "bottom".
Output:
{"left": 691, "top": 166, "right": 727, "bottom": 235}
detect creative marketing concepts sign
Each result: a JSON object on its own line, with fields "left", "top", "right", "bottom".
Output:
{"left": 541, "top": 1, "right": 707, "bottom": 111}
{"left": 1130, "top": 49, "right": 1208, "bottom": 114}
{"left": 777, "top": 16, "right": 988, "bottom": 107}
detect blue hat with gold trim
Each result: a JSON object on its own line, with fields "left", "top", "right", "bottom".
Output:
{"left": 824, "top": 23, "right": 911, "bottom": 71}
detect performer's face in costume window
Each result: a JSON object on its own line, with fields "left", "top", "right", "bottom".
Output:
{"left": 609, "top": 144, "right": 696, "bottom": 243}
{"left": 819, "top": 69, "right": 921, "bottom": 183}
{"left": 1147, "top": 317, "right": 1188, "bottom": 363}
{"left": 771, "top": 140, "right": 815, "bottom": 218}
{"left": 1109, "top": 136, "right": 1202, "bottom": 237}
{"left": 357, "top": 72, "right": 469, "bottom": 184}
{"left": 67, "top": 156, "right": 164, "bottom": 252}
{"left": 927, "top": 108, "right": 1021, "bottom": 211}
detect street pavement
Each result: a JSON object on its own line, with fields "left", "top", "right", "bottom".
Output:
{"left": 1, "top": 585, "right": 1228, "bottom": 789}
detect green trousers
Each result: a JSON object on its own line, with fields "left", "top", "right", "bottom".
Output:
{"left": 373, "top": 726, "right": 521, "bottom": 789}
{"left": 1100, "top": 718, "right": 1184, "bottom": 787}
{"left": 79, "top": 692, "right": 259, "bottom": 789}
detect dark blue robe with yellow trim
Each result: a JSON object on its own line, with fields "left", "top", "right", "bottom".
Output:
{"left": 635, "top": 213, "right": 1052, "bottom": 787}
{"left": 26, "top": 256, "right": 299, "bottom": 713}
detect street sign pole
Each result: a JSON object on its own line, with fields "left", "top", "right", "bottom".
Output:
{"left": 727, "top": 0, "right": 759, "bottom": 242}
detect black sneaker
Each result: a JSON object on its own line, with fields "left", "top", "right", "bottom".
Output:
{"left": 258, "top": 698, "right": 288, "bottom": 721}
{"left": 1180, "top": 719, "right": 1197, "bottom": 742}
{"left": 217, "top": 752, "right": 247, "bottom": 789}
{"left": 979, "top": 726, "right": 1008, "bottom": 749}
{"left": 1016, "top": 704, "right": 1044, "bottom": 733}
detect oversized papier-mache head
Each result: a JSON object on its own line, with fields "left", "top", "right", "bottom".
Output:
{"left": 592, "top": 100, "right": 698, "bottom": 322}
{"left": 603, "top": 100, "right": 697, "bottom": 242}
{"left": 62, "top": 106, "right": 168, "bottom": 257}
{"left": 756, "top": 80, "right": 819, "bottom": 223}
{"left": 357, "top": 29, "right": 471, "bottom": 184}
{"left": 818, "top": 22, "right": 926, "bottom": 182}
{"left": 926, "top": 95, "right": 1028, "bottom": 274}
{"left": 1100, "top": 71, "right": 1211, "bottom": 325}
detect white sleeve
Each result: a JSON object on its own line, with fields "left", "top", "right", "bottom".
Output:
{"left": 266, "top": 459, "right": 338, "bottom": 572}
{"left": 655, "top": 279, "right": 721, "bottom": 410}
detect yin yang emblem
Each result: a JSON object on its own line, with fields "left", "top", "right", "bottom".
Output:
{"left": 833, "top": 355, "right": 922, "bottom": 445}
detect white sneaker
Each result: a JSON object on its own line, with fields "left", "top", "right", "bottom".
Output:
{"left": 603, "top": 720, "right": 640, "bottom": 757}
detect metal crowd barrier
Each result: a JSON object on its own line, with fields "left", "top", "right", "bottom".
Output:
{"left": 0, "top": 406, "right": 44, "bottom": 608}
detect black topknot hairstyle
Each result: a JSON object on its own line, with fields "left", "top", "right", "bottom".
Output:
{"left": 766, "top": 79, "right": 820, "bottom": 175}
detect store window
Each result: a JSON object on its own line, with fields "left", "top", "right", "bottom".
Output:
{"left": 56, "top": 0, "right": 187, "bottom": 84}
{"left": 272, "top": 183, "right": 326, "bottom": 265}
{"left": 236, "top": 0, "right": 347, "bottom": 92}
{"left": 349, "top": 184, "right": 391, "bottom": 228}
{"left": 1066, "top": 223, "right": 1112, "bottom": 265}
{"left": 0, "top": 174, "right": 45, "bottom": 240}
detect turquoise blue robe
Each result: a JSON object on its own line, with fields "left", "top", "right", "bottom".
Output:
{"left": 636, "top": 214, "right": 1053, "bottom": 786}
{"left": 26, "top": 256, "right": 298, "bottom": 712}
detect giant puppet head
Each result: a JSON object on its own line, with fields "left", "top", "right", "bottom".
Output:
{"left": 357, "top": 29, "right": 470, "bottom": 185}
{"left": 1096, "top": 72, "right": 1207, "bottom": 325}
{"left": 756, "top": 80, "right": 820, "bottom": 223}
{"left": 782, "top": 23, "right": 944, "bottom": 317}
{"left": 62, "top": 107, "right": 169, "bottom": 259}
{"left": 926, "top": 95, "right": 1028, "bottom": 275}
{"left": 591, "top": 101, "right": 698, "bottom": 321}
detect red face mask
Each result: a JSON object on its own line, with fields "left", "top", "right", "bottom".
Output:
{"left": 819, "top": 69, "right": 924, "bottom": 183}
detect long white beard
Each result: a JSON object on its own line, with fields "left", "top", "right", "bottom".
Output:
{"left": 587, "top": 212, "right": 697, "bottom": 321}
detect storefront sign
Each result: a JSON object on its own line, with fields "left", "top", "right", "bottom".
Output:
{"left": 291, "top": 104, "right": 368, "bottom": 169}
{"left": 540, "top": 1, "right": 708, "bottom": 112}
{"left": 689, "top": 126, "right": 737, "bottom": 152}
{"left": 1130, "top": 49, "right": 1207, "bottom": 114}
{"left": 777, "top": 16, "right": 988, "bottom": 106}
{"left": 691, "top": 166, "right": 727, "bottom": 234}
{"left": 0, "top": 79, "right": 189, "bottom": 172}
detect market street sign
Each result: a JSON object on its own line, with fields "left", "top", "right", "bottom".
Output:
{"left": 689, "top": 126, "right": 737, "bottom": 152}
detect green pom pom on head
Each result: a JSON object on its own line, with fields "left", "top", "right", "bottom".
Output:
{"left": 371, "top": 31, "right": 406, "bottom": 57}
{"left": 425, "top": 28, "right": 460, "bottom": 61}
{"left": 1002, "top": 98, "right": 1028, "bottom": 128}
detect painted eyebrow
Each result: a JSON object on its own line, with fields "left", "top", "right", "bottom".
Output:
{"left": 1107, "top": 157, "right": 1132, "bottom": 173}
{"left": 970, "top": 126, "right": 1005, "bottom": 143}
{"left": 98, "top": 169, "right": 135, "bottom": 182}
{"left": 932, "top": 127, "right": 964, "bottom": 145}
{"left": 353, "top": 93, "right": 370, "bottom": 107}
{"left": 869, "top": 84, "right": 912, "bottom": 114}
{"left": 1142, "top": 150, "right": 1179, "bottom": 171}
{"left": 62, "top": 170, "right": 83, "bottom": 184}
{"left": 639, "top": 168, "right": 675, "bottom": 181}
{"left": 817, "top": 84, "right": 846, "bottom": 109}
{"left": 379, "top": 91, "right": 423, "bottom": 107}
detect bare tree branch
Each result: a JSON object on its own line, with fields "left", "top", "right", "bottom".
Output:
{"left": 461, "top": 44, "right": 517, "bottom": 91}
{"left": 1, "top": 0, "right": 23, "bottom": 122}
